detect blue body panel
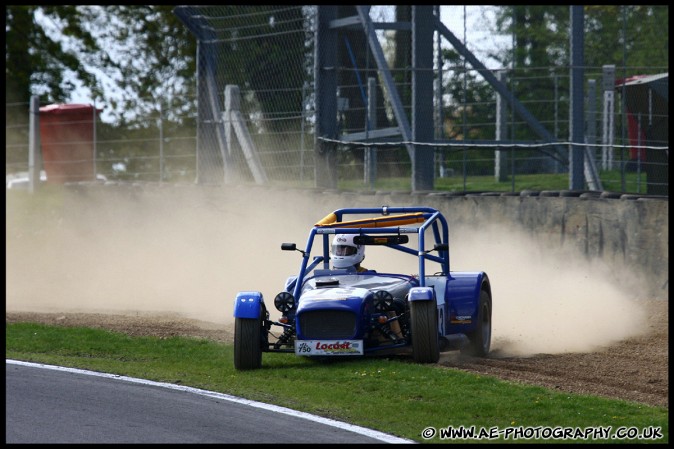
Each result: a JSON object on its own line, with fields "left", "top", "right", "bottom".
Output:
{"left": 443, "top": 272, "right": 487, "bottom": 335}
{"left": 233, "top": 291, "right": 264, "bottom": 319}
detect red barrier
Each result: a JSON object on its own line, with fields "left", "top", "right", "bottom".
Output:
{"left": 39, "top": 104, "right": 100, "bottom": 183}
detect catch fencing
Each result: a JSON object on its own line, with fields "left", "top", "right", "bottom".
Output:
{"left": 5, "top": 5, "right": 668, "bottom": 195}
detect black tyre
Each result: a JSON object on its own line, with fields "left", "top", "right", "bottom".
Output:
{"left": 410, "top": 299, "right": 439, "bottom": 363}
{"left": 234, "top": 315, "right": 263, "bottom": 370}
{"left": 461, "top": 289, "right": 491, "bottom": 357}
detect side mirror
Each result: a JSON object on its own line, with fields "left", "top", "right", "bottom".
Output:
{"left": 282, "top": 242, "right": 306, "bottom": 257}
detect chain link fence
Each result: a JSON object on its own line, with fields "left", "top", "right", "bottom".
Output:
{"left": 6, "top": 6, "right": 668, "bottom": 195}
{"left": 6, "top": 98, "right": 198, "bottom": 185}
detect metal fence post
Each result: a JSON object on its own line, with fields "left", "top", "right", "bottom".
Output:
{"left": 159, "top": 101, "right": 164, "bottom": 182}
{"left": 586, "top": 79, "right": 597, "bottom": 170}
{"left": 569, "top": 5, "right": 585, "bottom": 190}
{"left": 601, "top": 65, "right": 615, "bottom": 170}
{"left": 93, "top": 99, "right": 98, "bottom": 178}
{"left": 365, "top": 77, "right": 377, "bottom": 188}
{"left": 495, "top": 71, "right": 508, "bottom": 183}
{"left": 28, "top": 95, "right": 41, "bottom": 193}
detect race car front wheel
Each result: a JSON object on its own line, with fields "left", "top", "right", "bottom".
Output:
{"left": 410, "top": 298, "right": 440, "bottom": 363}
{"left": 234, "top": 315, "right": 263, "bottom": 370}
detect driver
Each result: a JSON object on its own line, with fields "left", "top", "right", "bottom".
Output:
{"left": 331, "top": 234, "right": 370, "bottom": 272}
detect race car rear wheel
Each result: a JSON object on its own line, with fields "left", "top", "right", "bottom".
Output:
{"left": 461, "top": 289, "right": 491, "bottom": 357}
{"left": 234, "top": 315, "right": 263, "bottom": 370}
{"left": 410, "top": 298, "right": 440, "bottom": 363}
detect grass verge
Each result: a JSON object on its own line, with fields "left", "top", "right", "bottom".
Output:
{"left": 6, "top": 322, "right": 668, "bottom": 444}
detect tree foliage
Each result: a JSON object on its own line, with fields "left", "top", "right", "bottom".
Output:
{"left": 5, "top": 6, "right": 196, "bottom": 125}
{"left": 583, "top": 5, "right": 669, "bottom": 70}
{"left": 6, "top": 6, "right": 667, "bottom": 136}
{"left": 440, "top": 5, "right": 668, "bottom": 175}
{"left": 6, "top": 6, "right": 100, "bottom": 106}
{"left": 445, "top": 6, "right": 668, "bottom": 137}
{"left": 492, "top": 5, "right": 668, "bottom": 72}
{"left": 87, "top": 6, "right": 197, "bottom": 125}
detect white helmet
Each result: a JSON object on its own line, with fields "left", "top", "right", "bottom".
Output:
{"left": 331, "top": 234, "right": 365, "bottom": 269}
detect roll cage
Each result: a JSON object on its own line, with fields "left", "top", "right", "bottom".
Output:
{"left": 283, "top": 206, "right": 450, "bottom": 299}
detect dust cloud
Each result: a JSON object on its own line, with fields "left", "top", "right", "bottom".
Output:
{"left": 6, "top": 186, "right": 315, "bottom": 325}
{"left": 448, "top": 223, "right": 649, "bottom": 356}
{"left": 6, "top": 186, "right": 649, "bottom": 356}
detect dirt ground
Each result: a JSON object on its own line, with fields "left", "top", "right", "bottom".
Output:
{"left": 440, "top": 298, "right": 668, "bottom": 409}
{"left": 6, "top": 298, "right": 667, "bottom": 408}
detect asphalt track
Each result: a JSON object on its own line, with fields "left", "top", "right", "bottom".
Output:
{"left": 6, "top": 360, "right": 414, "bottom": 444}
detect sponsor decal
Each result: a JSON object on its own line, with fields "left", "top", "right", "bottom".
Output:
{"left": 295, "top": 340, "right": 364, "bottom": 356}
{"left": 450, "top": 315, "right": 472, "bottom": 324}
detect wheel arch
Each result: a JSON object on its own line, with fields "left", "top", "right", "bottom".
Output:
{"left": 234, "top": 291, "right": 265, "bottom": 319}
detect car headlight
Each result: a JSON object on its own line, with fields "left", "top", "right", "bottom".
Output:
{"left": 372, "top": 290, "right": 394, "bottom": 312}
{"left": 274, "top": 291, "right": 296, "bottom": 313}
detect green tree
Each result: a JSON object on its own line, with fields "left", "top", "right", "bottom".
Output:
{"left": 89, "top": 6, "right": 197, "bottom": 126}
{"left": 583, "top": 5, "right": 669, "bottom": 72}
{"left": 489, "top": 5, "right": 668, "bottom": 144}
{"left": 491, "top": 6, "right": 569, "bottom": 146}
{"left": 5, "top": 6, "right": 197, "bottom": 125}
{"left": 440, "top": 46, "right": 497, "bottom": 176}
{"left": 5, "top": 6, "right": 99, "bottom": 106}
{"left": 493, "top": 5, "right": 668, "bottom": 73}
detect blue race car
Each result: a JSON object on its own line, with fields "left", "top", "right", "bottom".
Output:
{"left": 233, "top": 206, "right": 492, "bottom": 370}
